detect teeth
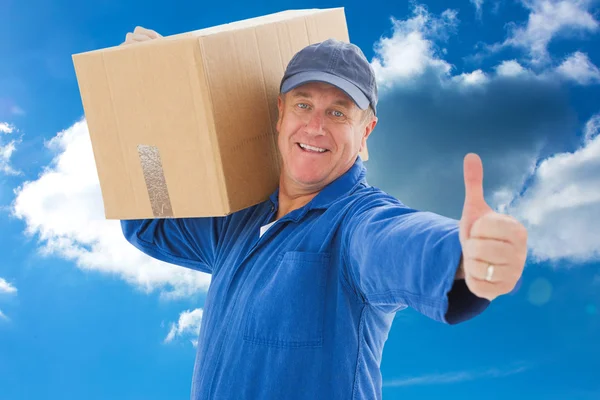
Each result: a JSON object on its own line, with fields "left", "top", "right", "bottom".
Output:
{"left": 299, "top": 143, "right": 326, "bottom": 152}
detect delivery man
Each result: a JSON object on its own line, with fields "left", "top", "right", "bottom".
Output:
{"left": 120, "top": 26, "right": 527, "bottom": 400}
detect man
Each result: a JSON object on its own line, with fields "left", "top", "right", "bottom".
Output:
{"left": 121, "top": 27, "right": 527, "bottom": 399}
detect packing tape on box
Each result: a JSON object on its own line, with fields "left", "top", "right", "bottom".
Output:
{"left": 137, "top": 144, "right": 174, "bottom": 218}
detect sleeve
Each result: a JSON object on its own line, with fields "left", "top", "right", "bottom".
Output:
{"left": 342, "top": 191, "right": 490, "bottom": 324}
{"left": 121, "top": 216, "right": 226, "bottom": 275}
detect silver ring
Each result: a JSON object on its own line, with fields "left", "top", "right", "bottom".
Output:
{"left": 485, "top": 264, "right": 495, "bottom": 282}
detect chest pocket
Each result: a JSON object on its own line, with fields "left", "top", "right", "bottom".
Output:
{"left": 243, "top": 251, "right": 330, "bottom": 348}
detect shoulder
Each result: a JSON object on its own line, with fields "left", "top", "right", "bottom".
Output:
{"left": 331, "top": 184, "right": 412, "bottom": 238}
{"left": 341, "top": 184, "right": 412, "bottom": 218}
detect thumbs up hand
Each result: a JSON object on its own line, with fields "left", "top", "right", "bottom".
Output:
{"left": 458, "top": 153, "right": 528, "bottom": 301}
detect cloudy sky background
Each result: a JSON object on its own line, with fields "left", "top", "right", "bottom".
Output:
{"left": 1, "top": 0, "right": 599, "bottom": 399}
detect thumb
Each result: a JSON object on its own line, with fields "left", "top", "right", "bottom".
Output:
{"left": 463, "top": 153, "right": 485, "bottom": 204}
{"left": 460, "top": 153, "right": 492, "bottom": 241}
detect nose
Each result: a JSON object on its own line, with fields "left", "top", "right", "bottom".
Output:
{"left": 304, "top": 112, "right": 325, "bottom": 136}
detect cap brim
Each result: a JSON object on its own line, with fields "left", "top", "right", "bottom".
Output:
{"left": 280, "top": 71, "right": 370, "bottom": 110}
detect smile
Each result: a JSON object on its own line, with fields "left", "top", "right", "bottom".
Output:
{"left": 298, "top": 143, "right": 328, "bottom": 153}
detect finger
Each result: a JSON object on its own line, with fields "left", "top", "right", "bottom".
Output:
{"left": 465, "top": 269, "right": 518, "bottom": 301}
{"left": 465, "top": 274, "right": 499, "bottom": 301}
{"left": 470, "top": 213, "right": 528, "bottom": 245}
{"left": 463, "top": 153, "right": 485, "bottom": 206}
{"left": 463, "top": 237, "right": 513, "bottom": 266}
{"left": 134, "top": 26, "right": 162, "bottom": 38}
{"left": 465, "top": 259, "right": 512, "bottom": 283}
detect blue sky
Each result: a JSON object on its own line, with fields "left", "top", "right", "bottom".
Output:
{"left": 1, "top": 0, "right": 599, "bottom": 399}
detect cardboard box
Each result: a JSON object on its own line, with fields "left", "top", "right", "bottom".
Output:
{"left": 72, "top": 8, "right": 368, "bottom": 220}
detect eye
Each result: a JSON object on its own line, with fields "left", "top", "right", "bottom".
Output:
{"left": 330, "top": 110, "right": 345, "bottom": 118}
{"left": 296, "top": 103, "right": 310, "bottom": 109}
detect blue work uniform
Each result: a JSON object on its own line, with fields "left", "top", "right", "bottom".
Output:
{"left": 121, "top": 156, "right": 489, "bottom": 400}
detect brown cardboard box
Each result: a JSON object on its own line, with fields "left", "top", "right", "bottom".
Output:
{"left": 72, "top": 8, "right": 368, "bottom": 220}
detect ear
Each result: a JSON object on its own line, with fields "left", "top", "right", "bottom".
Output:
{"left": 276, "top": 94, "right": 285, "bottom": 133}
{"left": 360, "top": 116, "right": 377, "bottom": 152}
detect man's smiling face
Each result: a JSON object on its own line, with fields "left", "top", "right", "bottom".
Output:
{"left": 276, "top": 81, "right": 377, "bottom": 193}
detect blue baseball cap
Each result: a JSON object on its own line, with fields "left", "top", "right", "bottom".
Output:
{"left": 280, "top": 38, "right": 378, "bottom": 115}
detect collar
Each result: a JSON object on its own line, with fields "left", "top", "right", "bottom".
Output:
{"left": 268, "top": 156, "right": 368, "bottom": 219}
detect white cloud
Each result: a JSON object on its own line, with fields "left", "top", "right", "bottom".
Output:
{"left": 0, "top": 278, "right": 16, "bottom": 322}
{"left": 383, "top": 364, "right": 529, "bottom": 387}
{"left": 11, "top": 118, "right": 211, "bottom": 298}
{"left": 453, "top": 69, "right": 489, "bottom": 85}
{"left": 0, "top": 278, "right": 17, "bottom": 294}
{"left": 0, "top": 122, "right": 15, "bottom": 134}
{"left": 495, "top": 60, "right": 528, "bottom": 77}
{"left": 556, "top": 51, "right": 600, "bottom": 84}
{"left": 164, "top": 308, "right": 203, "bottom": 345}
{"left": 497, "top": 0, "right": 599, "bottom": 64}
{"left": 584, "top": 113, "right": 600, "bottom": 143}
{"left": 369, "top": 4, "right": 554, "bottom": 89}
{"left": 0, "top": 140, "right": 20, "bottom": 175}
{"left": 471, "top": 0, "right": 485, "bottom": 19}
{"left": 370, "top": 5, "right": 456, "bottom": 86}
{"left": 0, "top": 122, "right": 20, "bottom": 175}
{"left": 500, "top": 112, "right": 600, "bottom": 263}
